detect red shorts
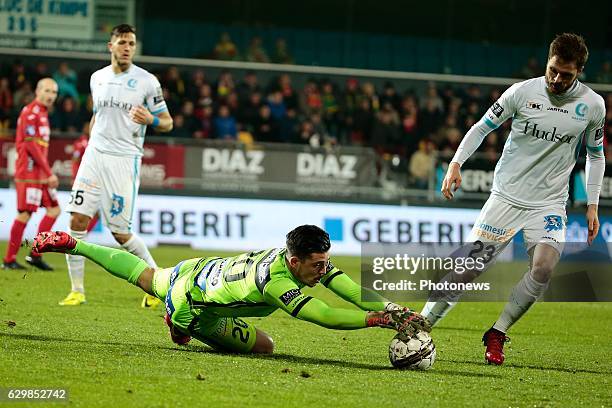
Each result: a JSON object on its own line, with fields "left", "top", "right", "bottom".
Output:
{"left": 16, "top": 182, "right": 59, "bottom": 213}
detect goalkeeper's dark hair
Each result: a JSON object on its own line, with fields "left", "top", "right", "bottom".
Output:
{"left": 548, "top": 33, "right": 588, "bottom": 69}
{"left": 286, "top": 225, "right": 331, "bottom": 260}
{"left": 110, "top": 24, "right": 136, "bottom": 40}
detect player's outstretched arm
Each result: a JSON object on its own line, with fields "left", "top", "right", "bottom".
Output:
{"left": 320, "top": 267, "right": 399, "bottom": 312}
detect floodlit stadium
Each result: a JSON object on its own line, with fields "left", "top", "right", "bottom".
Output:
{"left": 1, "top": 1, "right": 611, "bottom": 406}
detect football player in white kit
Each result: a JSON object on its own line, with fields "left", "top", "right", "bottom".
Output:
{"left": 61, "top": 24, "right": 173, "bottom": 307}
{"left": 421, "top": 33, "right": 606, "bottom": 365}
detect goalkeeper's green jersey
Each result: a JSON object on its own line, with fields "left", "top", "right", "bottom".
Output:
{"left": 152, "top": 248, "right": 389, "bottom": 333}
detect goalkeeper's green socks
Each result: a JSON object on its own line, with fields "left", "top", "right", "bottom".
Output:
{"left": 71, "top": 240, "right": 149, "bottom": 286}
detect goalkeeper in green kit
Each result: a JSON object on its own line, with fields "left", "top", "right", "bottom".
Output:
{"left": 33, "top": 225, "right": 430, "bottom": 353}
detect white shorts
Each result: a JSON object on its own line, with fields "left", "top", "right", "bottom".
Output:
{"left": 66, "top": 148, "right": 141, "bottom": 234}
{"left": 467, "top": 195, "right": 567, "bottom": 257}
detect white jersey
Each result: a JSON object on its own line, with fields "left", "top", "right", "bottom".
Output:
{"left": 89, "top": 64, "right": 167, "bottom": 157}
{"left": 453, "top": 77, "right": 605, "bottom": 208}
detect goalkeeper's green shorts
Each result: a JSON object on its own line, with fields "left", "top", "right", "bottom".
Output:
{"left": 152, "top": 259, "right": 257, "bottom": 353}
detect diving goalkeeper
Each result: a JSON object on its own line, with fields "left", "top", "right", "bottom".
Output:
{"left": 33, "top": 225, "right": 430, "bottom": 353}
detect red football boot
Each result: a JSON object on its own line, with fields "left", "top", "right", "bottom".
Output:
{"left": 164, "top": 314, "right": 191, "bottom": 345}
{"left": 482, "top": 328, "right": 510, "bottom": 365}
{"left": 32, "top": 231, "right": 77, "bottom": 255}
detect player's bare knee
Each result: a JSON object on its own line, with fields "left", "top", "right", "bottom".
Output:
{"left": 112, "top": 232, "right": 131, "bottom": 245}
{"left": 136, "top": 267, "right": 155, "bottom": 295}
{"left": 70, "top": 212, "right": 90, "bottom": 231}
{"left": 16, "top": 211, "right": 32, "bottom": 223}
{"left": 252, "top": 329, "right": 274, "bottom": 354}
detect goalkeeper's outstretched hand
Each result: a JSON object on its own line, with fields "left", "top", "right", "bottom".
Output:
{"left": 366, "top": 308, "right": 432, "bottom": 336}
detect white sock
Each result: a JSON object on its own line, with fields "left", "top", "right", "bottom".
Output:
{"left": 493, "top": 271, "right": 549, "bottom": 333}
{"left": 421, "top": 301, "right": 457, "bottom": 326}
{"left": 66, "top": 229, "right": 87, "bottom": 294}
{"left": 122, "top": 234, "right": 157, "bottom": 269}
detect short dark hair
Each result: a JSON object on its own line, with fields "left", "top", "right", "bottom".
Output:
{"left": 286, "top": 225, "right": 331, "bottom": 260}
{"left": 110, "top": 24, "right": 136, "bottom": 40}
{"left": 548, "top": 33, "right": 588, "bottom": 69}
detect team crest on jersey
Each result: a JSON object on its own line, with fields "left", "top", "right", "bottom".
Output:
{"left": 110, "top": 193, "right": 125, "bottom": 217}
{"left": 543, "top": 215, "right": 564, "bottom": 232}
{"left": 572, "top": 103, "right": 589, "bottom": 122}
{"left": 127, "top": 78, "right": 138, "bottom": 89}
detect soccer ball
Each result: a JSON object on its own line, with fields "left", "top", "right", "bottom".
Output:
{"left": 389, "top": 330, "right": 436, "bottom": 370}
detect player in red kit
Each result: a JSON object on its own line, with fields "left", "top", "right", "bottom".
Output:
{"left": 71, "top": 125, "right": 99, "bottom": 233}
{"left": 2, "top": 78, "right": 60, "bottom": 271}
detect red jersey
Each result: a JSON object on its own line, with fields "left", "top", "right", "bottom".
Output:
{"left": 14, "top": 100, "right": 53, "bottom": 182}
{"left": 71, "top": 134, "right": 89, "bottom": 179}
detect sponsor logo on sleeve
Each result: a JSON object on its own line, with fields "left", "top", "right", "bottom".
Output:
{"left": 491, "top": 102, "right": 504, "bottom": 118}
{"left": 595, "top": 127, "right": 604, "bottom": 141}
{"left": 153, "top": 86, "right": 164, "bottom": 105}
{"left": 279, "top": 288, "right": 302, "bottom": 306}
{"left": 526, "top": 101, "right": 542, "bottom": 110}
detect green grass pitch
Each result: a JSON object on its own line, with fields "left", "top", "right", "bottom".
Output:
{"left": 0, "top": 242, "right": 611, "bottom": 407}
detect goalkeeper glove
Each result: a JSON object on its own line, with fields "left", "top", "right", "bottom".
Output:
{"left": 366, "top": 308, "right": 432, "bottom": 335}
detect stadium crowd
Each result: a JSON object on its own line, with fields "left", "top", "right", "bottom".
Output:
{"left": 1, "top": 58, "right": 610, "bottom": 185}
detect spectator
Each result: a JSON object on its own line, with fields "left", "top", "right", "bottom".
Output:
{"left": 271, "top": 38, "right": 294, "bottom": 64}
{"left": 237, "top": 71, "right": 261, "bottom": 104}
{"left": 351, "top": 98, "right": 374, "bottom": 145}
{"left": 253, "top": 104, "right": 277, "bottom": 142}
{"left": 246, "top": 36, "right": 270, "bottom": 63}
{"left": 9, "top": 60, "right": 28, "bottom": 90}
{"left": 52, "top": 97, "right": 81, "bottom": 133}
{"left": 0, "top": 77, "right": 13, "bottom": 128}
{"left": 277, "top": 73, "right": 298, "bottom": 110}
{"left": 162, "top": 87, "right": 180, "bottom": 117}
{"left": 195, "top": 83, "right": 214, "bottom": 116}
{"left": 371, "top": 104, "right": 401, "bottom": 153}
{"left": 409, "top": 140, "right": 435, "bottom": 189}
{"left": 214, "top": 105, "right": 238, "bottom": 140}
{"left": 239, "top": 91, "right": 263, "bottom": 132}
{"left": 13, "top": 81, "right": 34, "bottom": 109}
{"left": 267, "top": 90, "right": 287, "bottom": 121}
{"left": 53, "top": 62, "right": 79, "bottom": 100}
{"left": 226, "top": 91, "right": 240, "bottom": 117}
{"left": 361, "top": 82, "right": 380, "bottom": 112}
{"left": 31, "top": 62, "right": 50, "bottom": 86}
{"left": 213, "top": 32, "right": 239, "bottom": 61}
{"left": 279, "top": 108, "right": 299, "bottom": 143}
{"left": 198, "top": 106, "right": 213, "bottom": 139}
{"left": 171, "top": 114, "right": 192, "bottom": 138}
{"left": 186, "top": 69, "right": 208, "bottom": 100}
{"left": 420, "top": 82, "right": 444, "bottom": 113}
{"left": 419, "top": 98, "right": 444, "bottom": 140}
{"left": 321, "top": 81, "right": 339, "bottom": 137}
{"left": 400, "top": 95, "right": 420, "bottom": 153}
{"left": 165, "top": 66, "right": 185, "bottom": 101}
{"left": 179, "top": 100, "right": 202, "bottom": 137}
{"left": 300, "top": 79, "right": 322, "bottom": 115}
{"left": 216, "top": 70, "right": 235, "bottom": 100}
{"left": 380, "top": 82, "right": 401, "bottom": 112}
